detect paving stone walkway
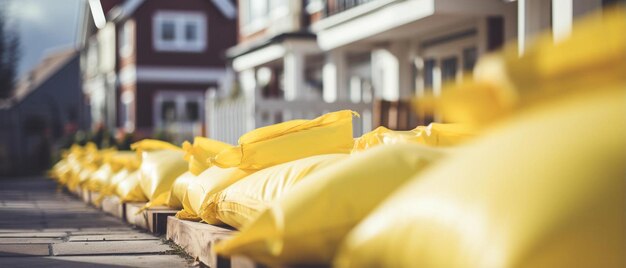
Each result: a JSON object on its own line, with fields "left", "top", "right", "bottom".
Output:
{"left": 0, "top": 177, "right": 194, "bottom": 267}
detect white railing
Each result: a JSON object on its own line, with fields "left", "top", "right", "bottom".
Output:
{"left": 206, "top": 96, "right": 253, "bottom": 145}
{"left": 206, "top": 95, "right": 373, "bottom": 144}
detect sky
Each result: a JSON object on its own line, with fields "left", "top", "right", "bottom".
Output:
{"left": 1, "top": 0, "right": 83, "bottom": 77}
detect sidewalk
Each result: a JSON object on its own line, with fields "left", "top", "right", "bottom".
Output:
{"left": 0, "top": 177, "right": 194, "bottom": 267}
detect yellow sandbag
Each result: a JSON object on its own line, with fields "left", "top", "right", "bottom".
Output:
{"left": 353, "top": 123, "right": 475, "bottom": 152}
{"left": 115, "top": 170, "right": 148, "bottom": 202}
{"left": 167, "top": 171, "right": 197, "bottom": 209}
{"left": 417, "top": 7, "right": 626, "bottom": 126}
{"left": 205, "top": 154, "right": 348, "bottom": 230}
{"left": 49, "top": 159, "right": 68, "bottom": 182}
{"left": 130, "top": 139, "right": 181, "bottom": 156}
{"left": 131, "top": 139, "right": 186, "bottom": 205}
{"left": 86, "top": 163, "right": 117, "bottom": 192}
{"left": 138, "top": 149, "right": 187, "bottom": 205}
{"left": 95, "top": 153, "right": 141, "bottom": 203}
{"left": 183, "top": 137, "right": 231, "bottom": 176}
{"left": 212, "top": 110, "right": 356, "bottom": 170}
{"left": 176, "top": 166, "right": 253, "bottom": 221}
{"left": 334, "top": 87, "right": 626, "bottom": 268}
{"left": 214, "top": 145, "right": 445, "bottom": 265}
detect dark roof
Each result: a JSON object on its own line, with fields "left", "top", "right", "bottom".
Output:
{"left": 226, "top": 32, "right": 317, "bottom": 59}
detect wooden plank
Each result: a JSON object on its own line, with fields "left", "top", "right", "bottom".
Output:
{"left": 148, "top": 208, "right": 177, "bottom": 235}
{"left": 167, "top": 216, "right": 244, "bottom": 268}
{"left": 125, "top": 203, "right": 177, "bottom": 234}
{"left": 125, "top": 203, "right": 149, "bottom": 230}
{"left": 90, "top": 191, "right": 102, "bottom": 208}
{"left": 101, "top": 195, "right": 125, "bottom": 219}
{"left": 81, "top": 187, "right": 90, "bottom": 204}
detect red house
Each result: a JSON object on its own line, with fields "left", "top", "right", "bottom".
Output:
{"left": 78, "top": 0, "right": 237, "bottom": 143}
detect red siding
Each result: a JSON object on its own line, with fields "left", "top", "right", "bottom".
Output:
{"left": 131, "top": 0, "right": 237, "bottom": 67}
{"left": 134, "top": 82, "right": 216, "bottom": 128}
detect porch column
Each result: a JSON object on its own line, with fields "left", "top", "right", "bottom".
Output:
{"left": 518, "top": 0, "right": 551, "bottom": 55}
{"left": 239, "top": 68, "right": 257, "bottom": 130}
{"left": 552, "top": 0, "right": 573, "bottom": 43}
{"left": 283, "top": 50, "right": 305, "bottom": 101}
{"left": 392, "top": 40, "right": 413, "bottom": 100}
{"left": 371, "top": 40, "right": 412, "bottom": 101}
{"left": 323, "top": 50, "right": 348, "bottom": 102}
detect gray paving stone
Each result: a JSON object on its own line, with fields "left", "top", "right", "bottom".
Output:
{"left": 0, "top": 232, "right": 67, "bottom": 238}
{"left": 0, "top": 237, "right": 64, "bottom": 244}
{"left": 0, "top": 229, "right": 40, "bottom": 233}
{"left": 78, "top": 227, "right": 136, "bottom": 232}
{"left": 68, "top": 230, "right": 139, "bottom": 236}
{"left": 0, "top": 255, "right": 193, "bottom": 267}
{"left": 68, "top": 233, "right": 158, "bottom": 242}
{"left": 0, "top": 244, "right": 50, "bottom": 256}
{"left": 52, "top": 240, "right": 173, "bottom": 256}
{"left": 0, "top": 178, "right": 190, "bottom": 266}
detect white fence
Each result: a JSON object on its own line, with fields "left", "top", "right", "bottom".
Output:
{"left": 206, "top": 95, "right": 373, "bottom": 145}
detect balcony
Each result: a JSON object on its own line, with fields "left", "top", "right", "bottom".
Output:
{"left": 321, "top": 0, "right": 378, "bottom": 18}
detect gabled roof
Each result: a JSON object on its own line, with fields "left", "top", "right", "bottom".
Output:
{"left": 108, "top": 0, "right": 236, "bottom": 22}
{"left": 0, "top": 48, "right": 78, "bottom": 109}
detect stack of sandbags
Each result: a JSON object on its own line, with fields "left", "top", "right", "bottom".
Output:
{"left": 178, "top": 110, "right": 357, "bottom": 223}
{"left": 131, "top": 139, "right": 187, "bottom": 207}
{"left": 167, "top": 137, "right": 231, "bottom": 209}
{"left": 215, "top": 7, "right": 626, "bottom": 268}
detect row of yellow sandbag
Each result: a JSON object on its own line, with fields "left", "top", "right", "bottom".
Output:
{"left": 49, "top": 144, "right": 147, "bottom": 203}
{"left": 49, "top": 8, "right": 625, "bottom": 267}
{"left": 212, "top": 7, "right": 626, "bottom": 268}
{"left": 168, "top": 116, "right": 475, "bottom": 224}
{"left": 50, "top": 108, "right": 470, "bottom": 217}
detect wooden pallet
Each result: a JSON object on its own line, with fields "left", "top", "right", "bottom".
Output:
{"left": 166, "top": 216, "right": 258, "bottom": 268}
{"left": 80, "top": 187, "right": 90, "bottom": 204}
{"left": 89, "top": 191, "right": 102, "bottom": 208}
{"left": 101, "top": 195, "right": 125, "bottom": 220}
{"left": 125, "top": 203, "right": 178, "bottom": 234}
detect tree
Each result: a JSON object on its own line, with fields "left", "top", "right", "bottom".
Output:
{"left": 0, "top": 4, "right": 20, "bottom": 99}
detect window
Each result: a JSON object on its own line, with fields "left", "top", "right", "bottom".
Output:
{"left": 185, "top": 101, "right": 199, "bottom": 121}
{"left": 161, "top": 101, "right": 177, "bottom": 121}
{"left": 153, "top": 11, "right": 207, "bottom": 52}
{"left": 154, "top": 91, "right": 204, "bottom": 128}
{"left": 462, "top": 47, "right": 477, "bottom": 72}
{"left": 185, "top": 23, "right": 197, "bottom": 41}
{"left": 241, "top": 0, "right": 270, "bottom": 33}
{"left": 441, "top": 56, "right": 458, "bottom": 83}
{"left": 161, "top": 21, "right": 176, "bottom": 41}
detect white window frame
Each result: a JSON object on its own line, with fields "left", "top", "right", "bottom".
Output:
{"left": 240, "top": 0, "right": 270, "bottom": 35}
{"left": 153, "top": 91, "right": 205, "bottom": 128}
{"left": 153, "top": 11, "right": 207, "bottom": 52}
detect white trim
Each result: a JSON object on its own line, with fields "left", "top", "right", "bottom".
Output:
{"left": 119, "top": 20, "right": 133, "bottom": 58}
{"left": 312, "top": 0, "right": 398, "bottom": 31}
{"left": 240, "top": 0, "right": 271, "bottom": 35}
{"left": 119, "top": 65, "right": 225, "bottom": 84}
{"left": 153, "top": 11, "right": 207, "bottom": 52}
{"left": 305, "top": 0, "right": 324, "bottom": 14}
{"left": 119, "top": 64, "right": 137, "bottom": 86}
{"left": 211, "top": 0, "right": 237, "bottom": 19}
{"left": 232, "top": 44, "right": 286, "bottom": 72}
{"left": 316, "top": 0, "right": 436, "bottom": 50}
{"left": 137, "top": 66, "right": 226, "bottom": 83}
{"left": 88, "top": 0, "right": 106, "bottom": 29}
{"left": 552, "top": 0, "right": 573, "bottom": 43}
